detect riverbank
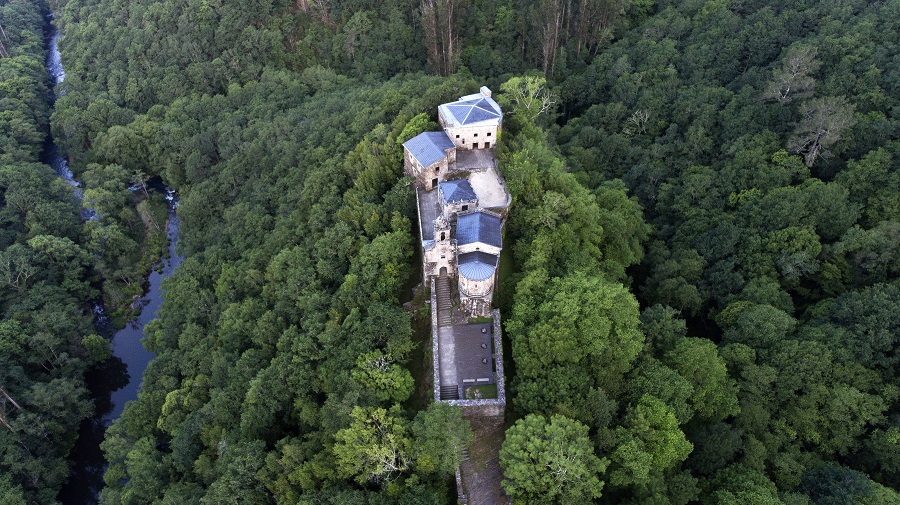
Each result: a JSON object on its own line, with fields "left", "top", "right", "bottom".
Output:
{"left": 40, "top": 14, "right": 185, "bottom": 504}
{"left": 0, "top": 1, "right": 102, "bottom": 502}
{"left": 59, "top": 196, "right": 181, "bottom": 505}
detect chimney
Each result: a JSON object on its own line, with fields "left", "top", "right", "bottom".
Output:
{"left": 480, "top": 86, "right": 492, "bottom": 98}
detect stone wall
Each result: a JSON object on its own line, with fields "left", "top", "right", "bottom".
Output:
{"left": 442, "top": 199, "right": 477, "bottom": 221}
{"left": 456, "top": 468, "right": 468, "bottom": 505}
{"left": 415, "top": 188, "right": 425, "bottom": 281}
{"left": 458, "top": 275, "right": 493, "bottom": 299}
{"left": 446, "top": 309, "right": 506, "bottom": 417}
{"left": 424, "top": 237, "right": 454, "bottom": 279}
{"left": 430, "top": 276, "right": 441, "bottom": 403}
{"left": 404, "top": 150, "right": 452, "bottom": 190}
{"left": 444, "top": 124, "right": 499, "bottom": 150}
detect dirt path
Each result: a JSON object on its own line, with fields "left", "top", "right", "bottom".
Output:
{"left": 459, "top": 416, "right": 508, "bottom": 505}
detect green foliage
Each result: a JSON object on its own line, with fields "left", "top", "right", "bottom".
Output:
{"left": 500, "top": 414, "right": 608, "bottom": 504}
{"left": 0, "top": 1, "right": 118, "bottom": 502}
{"left": 334, "top": 406, "right": 413, "bottom": 485}
{"left": 800, "top": 465, "right": 900, "bottom": 505}
{"left": 665, "top": 338, "right": 739, "bottom": 423}
{"left": 510, "top": 272, "right": 643, "bottom": 406}
{"left": 0, "top": 0, "right": 49, "bottom": 164}
{"left": 411, "top": 403, "right": 472, "bottom": 477}
{"left": 498, "top": 75, "right": 556, "bottom": 125}
{"left": 706, "top": 465, "right": 785, "bottom": 505}
{"left": 0, "top": 474, "right": 26, "bottom": 505}
{"left": 37, "top": 0, "right": 900, "bottom": 500}
{"left": 82, "top": 334, "right": 113, "bottom": 363}
{"left": 64, "top": 71, "right": 476, "bottom": 503}
{"left": 351, "top": 350, "right": 415, "bottom": 404}
{"left": 610, "top": 395, "right": 693, "bottom": 486}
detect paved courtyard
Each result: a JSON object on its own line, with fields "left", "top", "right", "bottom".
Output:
{"left": 469, "top": 167, "right": 510, "bottom": 208}
{"left": 453, "top": 323, "right": 494, "bottom": 388}
{"left": 417, "top": 187, "right": 441, "bottom": 241}
{"left": 457, "top": 149, "right": 497, "bottom": 171}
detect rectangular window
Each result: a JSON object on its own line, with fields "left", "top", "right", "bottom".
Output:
{"left": 474, "top": 133, "right": 478, "bottom": 137}
{"left": 462, "top": 205, "right": 469, "bottom": 211}
{"left": 487, "top": 132, "right": 492, "bottom": 136}
{"left": 456, "top": 134, "right": 460, "bottom": 138}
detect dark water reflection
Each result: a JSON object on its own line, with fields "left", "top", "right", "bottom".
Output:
{"left": 58, "top": 358, "right": 129, "bottom": 504}
{"left": 107, "top": 199, "right": 183, "bottom": 422}
{"left": 59, "top": 204, "right": 182, "bottom": 504}
{"left": 44, "top": 15, "right": 183, "bottom": 504}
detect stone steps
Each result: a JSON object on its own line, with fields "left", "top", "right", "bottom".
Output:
{"left": 436, "top": 275, "right": 452, "bottom": 327}
{"left": 440, "top": 384, "right": 460, "bottom": 400}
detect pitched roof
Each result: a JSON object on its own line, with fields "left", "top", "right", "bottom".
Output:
{"left": 439, "top": 95, "right": 502, "bottom": 128}
{"left": 458, "top": 251, "right": 498, "bottom": 281}
{"left": 439, "top": 179, "right": 478, "bottom": 204}
{"left": 456, "top": 210, "right": 502, "bottom": 248}
{"left": 403, "top": 131, "right": 454, "bottom": 168}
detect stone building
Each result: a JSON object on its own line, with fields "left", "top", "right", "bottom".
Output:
{"left": 455, "top": 210, "right": 502, "bottom": 316}
{"left": 406, "top": 86, "right": 507, "bottom": 317}
{"left": 402, "top": 131, "right": 456, "bottom": 190}
{"left": 438, "top": 179, "right": 478, "bottom": 219}
{"left": 438, "top": 86, "right": 502, "bottom": 150}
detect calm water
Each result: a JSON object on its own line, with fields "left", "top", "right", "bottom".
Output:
{"left": 44, "top": 16, "right": 183, "bottom": 504}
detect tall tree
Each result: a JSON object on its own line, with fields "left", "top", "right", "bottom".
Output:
{"left": 411, "top": 403, "right": 472, "bottom": 477}
{"left": 500, "top": 414, "right": 608, "bottom": 503}
{"left": 762, "top": 44, "right": 820, "bottom": 104}
{"left": 421, "top": 0, "right": 466, "bottom": 76}
{"left": 333, "top": 406, "right": 413, "bottom": 485}
{"left": 534, "top": 0, "right": 563, "bottom": 75}
{"left": 575, "top": 0, "right": 624, "bottom": 58}
{"left": 788, "top": 97, "right": 855, "bottom": 167}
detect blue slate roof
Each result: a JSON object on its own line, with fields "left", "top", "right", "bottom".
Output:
{"left": 439, "top": 96, "right": 502, "bottom": 127}
{"left": 456, "top": 211, "right": 502, "bottom": 248}
{"left": 403, "top": 131, "right": 454, "bottom": 168}
{"left": 439, "top": 179, "right": 477, "bottom": 204}
{"left": 458, "top": 251, "right": 498, "bottom": 281}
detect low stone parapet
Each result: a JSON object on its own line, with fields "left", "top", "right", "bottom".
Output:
{"left": 431, "top": 276, "right": 441, "bottom": 403}
{"left": 442, "top": 309, "right": 506, "bottom": 417}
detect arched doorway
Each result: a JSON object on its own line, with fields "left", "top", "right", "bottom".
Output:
{"left": 439, "top": 266, "right": 448, "bottom": 277}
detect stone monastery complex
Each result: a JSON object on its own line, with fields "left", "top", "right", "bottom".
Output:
{"left": 403, "top": 86, "right": 509, "bottom": 318}
{"left": 403, "top": 86, "right": 509, "bottom": 411}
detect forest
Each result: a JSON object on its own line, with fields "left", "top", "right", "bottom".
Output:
{"left": 0, "top": 0, "right": 111, "bottom": 503}
{"left": 0, "top": 0, "right": 897, "bottom": 502}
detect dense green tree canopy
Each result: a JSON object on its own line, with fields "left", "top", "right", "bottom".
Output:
{"left": 500, "top": 414, "right": 608, "bottom": 504}
{"left": 8, "top": 0, "right": 893, "bottom": 501}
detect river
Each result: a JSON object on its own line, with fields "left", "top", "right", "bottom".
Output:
{"left": 42, "top": 15, "right": 183, "bottom": 505}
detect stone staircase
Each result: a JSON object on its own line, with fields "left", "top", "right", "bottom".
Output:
{"left": 440, "top": 384, "right": 460, "bottom": 400}
{"left": 435, "top": 275, "right": 452, "bottom": 327}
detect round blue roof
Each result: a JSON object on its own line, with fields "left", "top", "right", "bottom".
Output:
{"left": 458, "top": 252, "right": 498, "bottom": 281}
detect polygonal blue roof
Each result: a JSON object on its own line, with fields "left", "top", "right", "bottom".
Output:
{"left": 439, "top": 179, "right": 478, "bottom": 204}
{"left": 458, "top": 251, "right": 498, "bottom": 281}
{"left": 456, "top": 211, "right": 502, "bottom": 248}
{"left": 439, "top": 96, "right": 502, "bottom": 127}
{"left": 403, "top": 131, "right": 454, "bottom": 168}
